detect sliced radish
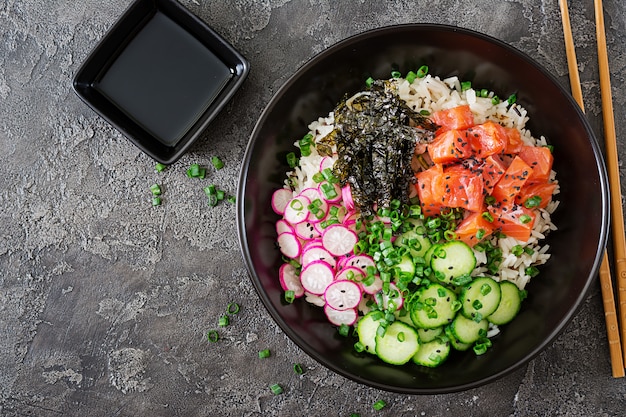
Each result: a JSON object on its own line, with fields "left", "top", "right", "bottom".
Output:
{"left": 294, "top": 221, "right": 321, "bottom": 240}
{"left": 341, "top": 185, "right": 355, "bottom": 211}
{"left": 300, "top": 261, "right": 334, "bottom": 295}
{"left": 334, "top": 265, "right": 365, "bottom": 282}
{"left": 302, "top": 238, "right": 324, "bottom": 252}
{"left": 301, "top": 246, "right": 336, "bottom": 269}
{"left": 376, "top": 283, "right": 404, "bottom": 311}
{"left": 276, "top": 219, "right": 294, "bottom": 235}
{"left": 322, "top": 224, "right": 357, "bottom": 257}
{"left": 324, "top": 279, "right": 362, "bottom": 310}
{"left": 324, "top": 305, "right": 358, "bottom": 326}
{"left": 277, "top": 232, "right": 302, "bottom": 259}
{"left": 361, "top": 274, "right": 383, "bottom": 295}
{"left": 279, "top": 263, "right": 304, "bottom": 297}
{"left": 283, "top": 195, "right": 311, "bottom": 224}
{"left": 344, "top": 254, "right": 376, "bottom": 272}
{"left": 305, "top": 292, "right": 326, "bottom": 307}
{"left": 319, "top": 156, "right": 334, "bottom": 172}
{"left": 299, "top": 188, "right": 329, "bottom": 223}
{"left": 271, "top": 188, "right": 294, "bottom": 215}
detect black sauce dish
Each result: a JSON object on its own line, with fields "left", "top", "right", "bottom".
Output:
{"left": 73, "top": 0, "right": 249, "bottom": 164}
{"left": 237, "top": 24, "right": 609, "bottom": 394}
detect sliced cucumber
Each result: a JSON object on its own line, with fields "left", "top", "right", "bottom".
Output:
{"left": 445, "top": 324, "right": 472, "bottom": 351}
{"left": 375, "top": 321, "right": 420, "bottom": 365}
{"left": 487, "top": 280, "right": 523, "bottom": 325}
{"left": 417, "top": 326, "right": 444, "bottom": 343}
{"left": 449, "top": 313, "right": 489, "bottom": 344}
{"left": 412, "top": 337, "right": 451, "bottom": 367}
{"left": 461, "top": 276, "right": 502, "bottom": 320}
{"left": 430, "top": 240, "right": 476, "bottom": 284}
{"left": 395, "top": 219, "right": 432, "bottom": 259}
{"left": 396, "top": 254, "right": 416, "bottom": 279}
{"left": 410, "top": 283, "right": 458, "bottom": 329}
{"left": 357, "top": 311, "right": 382, "bottom": 355}
{"left": 394, "top": 308, "right": 415, "bottom": 326}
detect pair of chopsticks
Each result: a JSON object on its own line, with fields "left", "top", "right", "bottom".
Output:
{"left": 559, "top": 0, "right": 626, "bottom": 378}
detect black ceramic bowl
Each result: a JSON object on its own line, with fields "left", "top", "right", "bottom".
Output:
{"left": 237, "top": 24, "right": 609, "bottom": 393}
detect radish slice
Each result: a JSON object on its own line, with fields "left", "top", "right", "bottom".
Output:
{"left": 319, "top": 156, "right": 334, "bottom": 172}
{"left": 334, "top": 266, "right": 365, "bottom": 281}
{"left": 299, "top": 188, "right": 329, "bottom": 223}
{"left": 277, "top": 232, "right": 302, "bottom": 259}
{"left": 284, "top": 195, "right": 311, "bottom": 224}
{"left": 279, "top": 263, "right": 304, "bottom": 297}
{"left": 276, "top": 219, "right": 294, "bottom": 235}
{"left": 324, "top": 279, "right": 362, "bottom": 310}
{"left": 294, "top": 221, "right": 321, "bottom": 240}
{"left": 300, "top": 261, "right": 334, "bottom": 295}
{"left": 305, "top": 292, "right": 326, "bottom": 307}
{"left": 322, "top": 224, "right": 357, "bottom": 257}
{"left": 344, "top": 254, "right": 376, "bottom": 272}
{"left": 301, "top": 247, "right": 336, "bottom": 269}
{"left": 271, "top": 188, "right": 294, "bottom": 215}
{"left": 302, "top": 238, "right": 324, "bottom": 252}
{"left": 361, "top": 274, "right": 383, "bottom": 295}
{"left": 324, "top": 305, "right": 358, "bottom": 326}
{"left": 341, "top": 185, "right": 355, "bottom": 211}
{"left": 376, "top": 282, "right": 404, "bottom": 310}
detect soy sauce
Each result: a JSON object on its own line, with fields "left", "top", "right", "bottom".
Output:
{"left": 95, "top": 12, "right": 232, "bottom": 146}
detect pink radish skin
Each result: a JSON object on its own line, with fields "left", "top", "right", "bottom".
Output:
{"left": 277, "top": 232, "right": 302, "bottom": 259}
{"left": 299, "top": 188, "right": 329, "bottom": 223}
{"left": 301, "top": 247, "right": 336, "bottom": 269}
{"left": 324, "top": 305, "right": 358, "bottom": 326}
{"left": 319, "top": 156, "right": 334, "bottom": 172}
{"left": 283, "top": 195, "right": 311, "bottom": 224}
{"left": 300, "top": 260, "right": 334, "bottom": 295}
{"left": 271, "top": 188, "right": 294, "bottom": 215}
{"left": 279, "top": 263, "right": 304, "bottom": 297}
{"left": 341, "top": 185, "right": 355, "bottom": 211}
{"left": 294, "top": 221, "right": 321, "bottom": 240}
{"left": 344, "top": 254, "right": 376, "bottom": 272}
{"left": 361, "top": 274, "right": 384, "bottom": 295}
{"left": 276, "top": 219, "right": 294, "bottom": 235}
{"left": 302, "top": 238, "right": 324, "bottom": 252}
{"left": 324, "top": 279, "right": 362, "bottom": 310}
{"left": 322, "top": 224, "right": 357, "bottom": 257}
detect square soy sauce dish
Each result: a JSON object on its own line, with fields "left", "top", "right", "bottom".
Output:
{"left": 73, "top": 0, "right": 249, "bottom": 164}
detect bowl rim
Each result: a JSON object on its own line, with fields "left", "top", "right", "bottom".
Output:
{"left": 237, "top": 22, "right": 610, "bottom": 394}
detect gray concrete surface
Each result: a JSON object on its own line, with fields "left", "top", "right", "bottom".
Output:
{"left": 1, "top": 0, "right": 625, "bottom": 415}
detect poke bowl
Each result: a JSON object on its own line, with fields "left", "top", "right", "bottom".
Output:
{"left": 236, "top": 24, "right": 609, "bottom": 394}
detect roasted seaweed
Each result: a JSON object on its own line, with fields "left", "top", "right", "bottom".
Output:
{"left": 332, "top": 79, "right": 438, "bottom": 216}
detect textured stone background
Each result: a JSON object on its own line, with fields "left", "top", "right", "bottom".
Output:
{"left": 1, "top": 0, "right": 625, "bottom": 416}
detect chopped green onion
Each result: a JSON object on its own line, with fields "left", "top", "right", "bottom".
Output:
{"left": 391, "top": 70, "right": 402, "bottom": 78}
{"left": 523, "top": 195, "right": 542, "bottom": 209}
{"left": 472, "top": 300, "right": 483, "bottom": 310}
{"left": 258, "top": 349, "right": 271, "bottom": 358}
{"left": 524, "top": 246, "right": 535, "bottom": 255}
{"left": 354, "top": 341, "right": 365, "bottom": 352}
{"left": 350, "top": 414, "right": 361, "bottom": 417}
{"left": 293, "top": 363, "right": 304, "bottom": 375}
{"left": 365, "top": 76, "right": 374, "bottom": 87}
{"left": 397, "top": 331, "right": 406, "bottom": 342}
{"left": 476, "top": 228, "right": 486, "bottom": 240}
{"left": 525, "top": 266, "right": 540, "bottom": 277}
{"left": 203, "top": 185, "right": 216, "bottom": 197}
{"left": 270, "top": 383, "right": 283, "bottom": 395}
{"left": 512, "top": 245, "right": 524, "bottom": 256}
{"left": 312, "top": 172, "right": 324, "bottom": 183}
{"left": 507, "top": 93, "right": 517, "bottom": 105}
{"left": 417, "top": 65, "right": 429, "bottom": 78}
{"left": 218, "top": 315, "right": 229, "bottom": 327}
{"left": 373, "top": 400, "right": 387, "bottom": 410}
{"left": 227, "top": 195, "right": 236, "bottom": 204}
{"left": 155, "top": 163, "right": 167, "bottom": 172}
{"left": 519, "top": 214, "right": 532, "bottom": 224}
{"left": 286, "top": 152, "right": 298, "bottom": 168}
{"left": 485, "top": 195, "right": 496, "bottom": 206}
{"left": 461, "top": 81, "right": 472, "bottom": 91}
{"left": 338, "top": 323, "right": 350, "bottom": 337}
{"left": 150, "top": 184, "right": 162, "bottom": 196}
{"left": 216, "top": 189, "right": 225, "bottom": 201}
{"left": 206, "top": 330, "right": 219, "bottom": 343}
{"left": 481, "top": 211, "right": 494, "bottom": 223}
{"left": 480, "top": 284, "right": 492, "bottom": 296}
{"left": 419, "top": 109, "right": 431, "bottom": 116}
{"left": 405, "top": 70, "right": 417, "bottom": 84}
{"left": 480, "top": 88, "right": 489, "bottom": 98}
{"left": 544, "top": 144, "right": 554, "bottom": 153}
{"left": 284, "top": 290, "right": 296, "bottom": 303}
{"left": 187, "top": 163, "right": 201, "bottom": 178}
{"left": 207, "top": 194, "right": 218, "bottom": 207}
{"left": 210, "top": 156, "right": 224, "bottom": 170}
{"left": 227, "top": 302, "right": 241, "bottom": 314}
{"left": 491, "top": 95, "right": 500, "bottom": 105}
{"left": 152, "top": 197, "right": 162, "bottom": 206}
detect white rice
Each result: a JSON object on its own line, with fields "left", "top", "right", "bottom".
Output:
{"left": 285, "top": 74, "right": 559, "bottom": 291}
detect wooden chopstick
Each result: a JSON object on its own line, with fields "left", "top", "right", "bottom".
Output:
{"left": 559, "top": 0, "right": 625, "bottom": 378}
{"left": 594, "top": 0, "right": 626, "bottom": 366}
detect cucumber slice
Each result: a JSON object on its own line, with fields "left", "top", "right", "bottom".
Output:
{"left": 412, "top": 337, "right": 451, "bottom": 367}
{"left": 375, "top": 321, "right": 420, "bottom": 365}
{"left": 417, "top": 326, "right": 443, "bottom": 343}
{"left": 430, "top": 241, "right": 476, "bottom": 284}
{"left": 357, "top": 311, "right": 382, "bottom": 355}
{"left": 487, "top": 280, "right": 523, "bottom": 325}
{"left": 410, "top": 283, "right": 458, "bottom": 329}
{"left": 449, "top": 313, "right": 489, "bottom": 344}
{"left": 461, "top": 277, "right": 502, "bottom": 320}
{"left": 396, "top": 254, "right": 416, "bottom": 279}
{"left": 395, "top": 220, "right": 432, "bottom": 259}
{"left": 445, "top": 325, "right": 472, "bottom": 351}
